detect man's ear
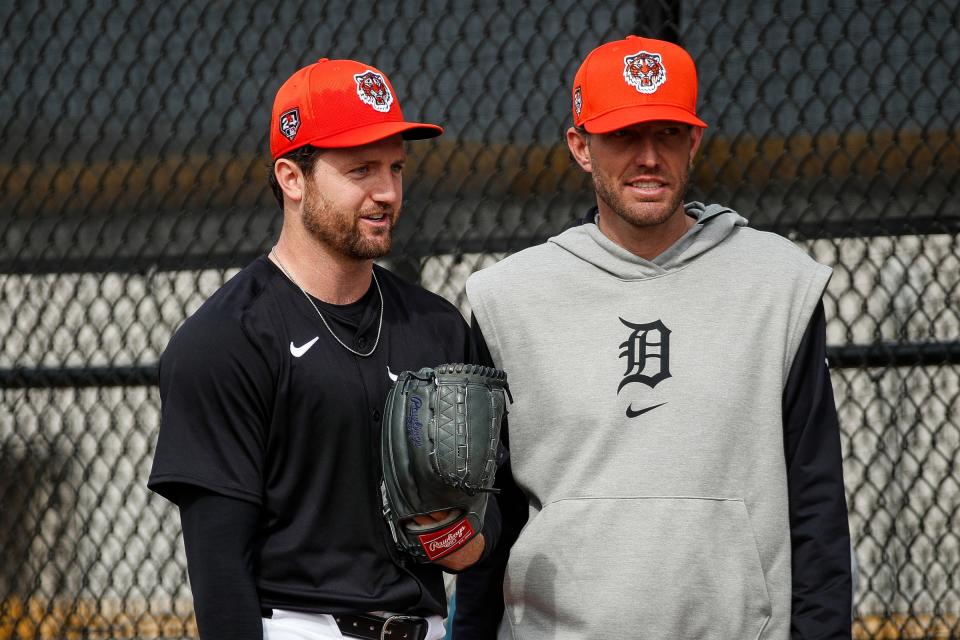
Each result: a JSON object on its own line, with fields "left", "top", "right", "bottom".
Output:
{"left": 274, "top": 158, "right": 306, "bottom": 204}
{"left": 566, "top": 127, "right": 593, "bottom": 173}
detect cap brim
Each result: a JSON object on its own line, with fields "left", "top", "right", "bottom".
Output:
{"left": 584, "top": 105, "right": 707, "bottom": 133}
{"left": 305, "top": 120, "right": 443, "bottom": 149}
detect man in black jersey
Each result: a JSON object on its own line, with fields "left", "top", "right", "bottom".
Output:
{"left": 148, "top": 58, "right": 498, "bottom": 640}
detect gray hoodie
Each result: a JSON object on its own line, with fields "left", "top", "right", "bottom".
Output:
{"left": 466, "top": 203, "right": 831, "bottom": 640}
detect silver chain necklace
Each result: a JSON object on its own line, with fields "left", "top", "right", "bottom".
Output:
{"left": 270, "top": 247, "right": 384, "bottom": 357}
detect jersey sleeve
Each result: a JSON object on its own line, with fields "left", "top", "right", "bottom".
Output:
{"left": 148, "top": 308, "right": 274, "bottom": 506}
{"left": 453, "top": 315, "right": 530, "bottom": 638}
{"left": 783, "top": 300, "right": 853, "bottom": 636}
{"left": 178, "top": 488, "right": 263, "bottom": 640}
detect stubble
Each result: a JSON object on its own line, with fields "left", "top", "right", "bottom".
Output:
{"left": 301, "top": 183, "right": 397, "bottom": 260}
{"left": 591, "top": 162, "right": 690, "bottom": 229}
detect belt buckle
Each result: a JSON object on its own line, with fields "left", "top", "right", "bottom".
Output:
{"left": 380, "top": 614, "right": 423, "bottom": 640}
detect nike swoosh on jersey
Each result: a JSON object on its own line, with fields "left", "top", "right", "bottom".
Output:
{"left": 290, "top": 336, "right": 320, "bottom": 358}
{"left": 387, "top": 366, "right": 398, "bottom": 382}
{"left": 625, "top": 402, "right": 667, "bottom": 418}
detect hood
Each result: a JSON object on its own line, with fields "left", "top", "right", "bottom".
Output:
{"left": 548, "top": 202, "right": 747, "bottom": 280}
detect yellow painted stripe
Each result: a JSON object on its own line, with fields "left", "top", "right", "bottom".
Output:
{"left": 1, "top": 129, "right": 955, "bottom": 215}
{"left": 0, "top": 598, "right": 956, "bottom": 639}
{"left": 0, "top": 596, "right": 196, "bottom": 640}
{"left": 853, "top": 613, "right": 960, "bottom": 639}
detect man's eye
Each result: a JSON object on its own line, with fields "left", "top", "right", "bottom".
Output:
{"left": 351, "top": 166, "right": 370, "bottom": 176}
{"left": 391, "top": 163, "right": 405, "bottom": 173}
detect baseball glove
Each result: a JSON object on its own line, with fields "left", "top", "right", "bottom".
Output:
{"left": 380, "top": 363, "right": 509, "bottom": 563}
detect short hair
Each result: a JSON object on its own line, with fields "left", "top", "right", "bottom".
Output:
{"left": 268, "top": 145, "right": 325, "bottom": 210}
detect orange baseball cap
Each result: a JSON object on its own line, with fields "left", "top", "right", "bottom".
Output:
{"left": 270, "top": 58, "right": 443, "bottom": 159}
{"left": 572, "top": 36, "right": 707, "bottom": 133}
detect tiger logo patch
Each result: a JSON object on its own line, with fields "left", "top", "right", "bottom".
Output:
{"left": 354, "top": 70, "right": 393, "bottom": 112}
{"left": 623, "top": 50, "right": 666, "bottom": 94}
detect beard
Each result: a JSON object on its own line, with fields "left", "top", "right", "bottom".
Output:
{"left": 591, "top": 164, "right": 690, "bottom": 229}
{"left": 301, "top": 184, "right": 397, "bottom": 260}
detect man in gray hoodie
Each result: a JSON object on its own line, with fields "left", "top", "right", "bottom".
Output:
{"left": 453, "top": 36, "right": 852, "bottom": 639}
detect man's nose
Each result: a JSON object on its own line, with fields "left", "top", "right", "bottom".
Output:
{"left": 632, "top": 136, "right": 659, "bottom": 167}
{"left": 370, "top": 171, "right": 401, "bottom": 206}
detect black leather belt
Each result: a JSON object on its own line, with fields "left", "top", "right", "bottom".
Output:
{"left": 333, "top": 613, "right": 428, "bottom": 640}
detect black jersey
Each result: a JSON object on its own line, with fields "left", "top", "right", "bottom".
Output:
{"left": 148, "top": 256, "right": 470, "bottom": 616}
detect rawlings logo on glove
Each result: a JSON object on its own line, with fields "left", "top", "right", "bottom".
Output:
{"left": 406, "top": 396, "right": 424, "bottom": 447}
{"left": 380, "top": 364, "right": 509, "bottom": 563}
{"left": 420, "top": 519, "right": 475, "bottom": 559}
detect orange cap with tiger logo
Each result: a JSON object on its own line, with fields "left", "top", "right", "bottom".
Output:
{"left": 572, "top": 36, "right": 707, "bottom": 133}
{"left": 270, "top": 58, "right": 443, "bottom": 159}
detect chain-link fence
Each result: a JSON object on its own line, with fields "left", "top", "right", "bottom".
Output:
{"left": 1, "top": 1, "right": 958, "bottom": 638}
